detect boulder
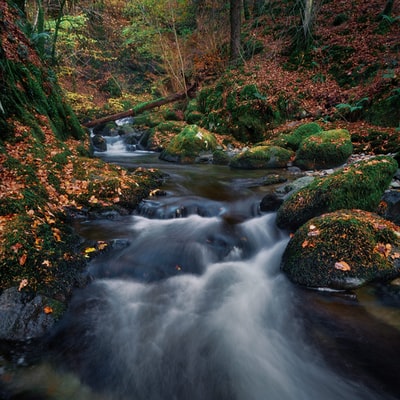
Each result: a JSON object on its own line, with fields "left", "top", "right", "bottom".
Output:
{"left": 229, "top": 145, "right": 294, "bottom": 169}
{"left": 276, "top": 156, "right": 398, "bottom": 230}
{"left": 378, "top": 190, "right": 400, "bottom": 225}
{"left": 284, "top": 122, "right": 323, "bottom": 150}
{"left": 0, "top": 287, "right": 60, "bottom": 340}
{"left": 159, "top": 125, "right": 218, "bottom": 164}
{"left": 281, "top": 210, "right": 400, "bottom": 290}
{"left": 91, "top": 134, "right": 107, "bottom": 152}
{"left": 294, "top": 128, "right": 353, "bottom": 170}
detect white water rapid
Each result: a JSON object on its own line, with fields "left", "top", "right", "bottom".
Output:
{"left": 50, "top": 213, "right": 390, "bottom": 400}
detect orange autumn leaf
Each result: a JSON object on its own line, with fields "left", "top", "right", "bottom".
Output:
{"left": 11, "top": 243, "right": 23, "bottom": 253}
{"left": 374, "top": 243, "right": 392, "bottom": 258}
{"left": 97, "top": 242, "right": 108, "bottom": 251}
{"left": 43, "top": 306, "right": 53, "bottom": 314}
{"left": 334, "top": 261, "right": 351, "bottom": 271}
{"left": 19, "top": 253, "right": 27, "bottom": 266}
{"left": 52, "top": 228, "right": 62, "bottom": 242}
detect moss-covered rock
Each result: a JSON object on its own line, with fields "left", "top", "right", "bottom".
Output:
{"left": 276, "top": 156, "right": 398, "bottom": 230}
{"left": 212, "top": 149, "right": 231, "bottom": 165}
{"left": 286, "top": 122, "right": 323, "bottom": 150}
{"left": 294, "top": 128, "right": 353, "bottom": 170}
{"left": 229, "top": 145, "right": 294, "bottom": 169}
{"left": 281, "top": 210, "right": 400, "bottom": 290}
{"left": 159, "top": 125, "right": 218, "bottom": 163}
{"left": 146, "top": 121, "right": 186, "bottom": 151}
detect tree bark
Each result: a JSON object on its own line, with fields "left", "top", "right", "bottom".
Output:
{"left": 230, "top": 0, "right": 242, "bottom": 65}
{"left": 82, "top": 83, "right": 197, "bottom": 128}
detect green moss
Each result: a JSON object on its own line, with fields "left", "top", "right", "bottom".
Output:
{"left": 196, "top": 82, "right": 272, "bottom": 143}
{"left": 0, "top": 214, "right": 86, "bottom": 296}
{"left": 294, "top": 128, "right": 353, "bottom": 169}
{"left": 277, "top": 156, "right": 398, "bottom": 230}
{"left": 286, "top": 122, "right": 323, "bottom": 150}
{"left": 160, "top": 125, "right": 218, "bottom": 163}
{"left": 212, "top": 149, "right": 231, "bottom": 165}
{"left": 367, "top": 89, "right": 400, "bottom": 127}
{"left": 230, "top": 145, "right": 294, "bottom": 169}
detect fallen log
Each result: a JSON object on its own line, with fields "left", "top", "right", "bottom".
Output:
{"left": 82, "top": 83, "right": 197, "bottom": 128}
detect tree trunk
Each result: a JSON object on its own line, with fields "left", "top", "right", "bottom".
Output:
{"left": 302, "top": 0, "right": 314, "bottom": 41}
{"left": 82, "top": 83, "right": 197, "bottom": 128}
{"left": 230, "top": 0, "right": 242, "bottom": 65}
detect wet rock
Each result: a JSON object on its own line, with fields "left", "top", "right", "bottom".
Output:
{"left": 377, "top": 190, "right": 400, "bottom": 225}
{"left": 260, "top": 192, "right": 283, "bottom": 212}
{"left": 91, "top": 134, "right": 107, "bottom": 152}
{"left": 281, "top": 210, "right": 400, "bottom": 290}
{"left": 0, "top": 288, "right": 56, "bottom": 341}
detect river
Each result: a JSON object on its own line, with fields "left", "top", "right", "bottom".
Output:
{"left": 1, "top": 138, "right": 400, "bottom": 399}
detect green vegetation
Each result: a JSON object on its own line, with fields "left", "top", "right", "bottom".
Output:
{"left": 294, "top": 128, "right": 353, "bottom": 169}
{"left": 160, "top": 124, "right": 218, "bottom": 163}
{"left": 230, "top": 145, "right": 294, "bottom": 169}
{"left": 285, "top": 122, "right": 323, "bottom": 150}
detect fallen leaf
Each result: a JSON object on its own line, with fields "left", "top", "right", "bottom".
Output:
{"left": 18, "top": 278, "right": 28, "bottom": 291}
{"left": 334, "top": 261, "right": 351, "bottom": 271}
{"left": 11, "top": 243, "right": 23, "bottom": 253}
{"left": 374, "top": 242, "right": 392, "bottom": 258}
{"left": 52, "top": 228, "right": 62, "bottom": 242}
{"left": 43, "top": 306, "right": 53, "bottom": 314}
{"left": 19, "top": 253, "right": 27, "bottom": 266}
{"left": 97, "top": 242, "right": 108, "bottom": 251}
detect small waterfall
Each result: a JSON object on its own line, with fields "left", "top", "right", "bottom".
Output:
{"left": 49, "top": 214, "right": 388, "bottom": 400}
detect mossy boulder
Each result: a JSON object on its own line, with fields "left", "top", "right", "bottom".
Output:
{"left": 281, "top": 210, "right": 400, "bottom": 290}
{"left": 212, "top": 149, "right": 231, "bottom": 165}
{"left": 159, "top": 125, "right": 218, "bottom": 163}
{"left": 276, "top": 156, "right": 398, "bottom": 230}
{"left": 229, "top": 145, "right": 294, "bottom": 169}
{"left": 294, "top": 128, "right": 353, "bottom": 170}
{"left": 286, "top": 122, "right": 323, "bottom": 150}
{"left": 146, "top": 121, "right": 186, "bottom": 151}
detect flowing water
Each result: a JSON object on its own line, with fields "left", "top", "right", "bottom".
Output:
{"left": 2, "top": 136, "right": 400, "bottom": 399}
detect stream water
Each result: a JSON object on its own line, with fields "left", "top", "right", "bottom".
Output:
{"left": 2, "top": 137, "right": 400, "bottom": 399}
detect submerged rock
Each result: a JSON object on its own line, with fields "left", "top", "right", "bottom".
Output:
{"left": 281, "top": 210, "right": 400, "bottom": 290}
